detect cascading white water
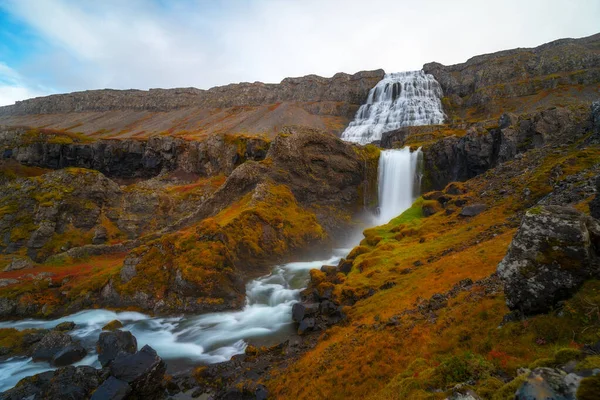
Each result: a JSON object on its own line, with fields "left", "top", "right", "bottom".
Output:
{"left": 341, "top": 70, "right": 445, "bottom": 145}
{"left": 0, "top": 250, "right": 351, "bottom": 392}
{"left": 377, "top": 148, "right": 422, "bottom": 224}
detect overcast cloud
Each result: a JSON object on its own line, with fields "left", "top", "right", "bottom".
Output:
{"left": 0, "top": 0, "right": 598, "bottom": 106}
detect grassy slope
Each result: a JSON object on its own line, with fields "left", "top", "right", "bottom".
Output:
{"left": 266, "top": 141, "right": 600, "bottom": 399}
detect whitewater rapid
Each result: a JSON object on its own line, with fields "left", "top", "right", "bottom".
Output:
{"left": 341, "top": 70, "right": 445, "bottom": 144}
{"left": 0, "top": 250, "right": 349, "bottom": 392}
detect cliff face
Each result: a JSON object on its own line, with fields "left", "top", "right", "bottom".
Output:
{"left": 0, "top": 70, "right": 384, "bottom": 138}
{"left": 424, "top": 33, "right": 600, "bottom": 120}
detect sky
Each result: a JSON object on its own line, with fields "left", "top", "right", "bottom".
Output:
{"left": 0, "top": 0, "right": 599, "bottom": 106}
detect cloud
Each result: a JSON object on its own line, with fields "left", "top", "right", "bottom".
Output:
{"left": 0, "top": 62, "right": 48, "bottom": 106}
{"left": 0, "top": 0, "right": 599, "bottom": 104}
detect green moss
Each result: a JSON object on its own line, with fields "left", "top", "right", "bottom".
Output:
{"left": 577, "top": 375, "right": 600, "bottom": 400}
{"left": 553, "top": 348, "right": 583, "bottom": 364}
{"left": 528, "top": 357, "right": 557, "bottom": 369}
{"left": 492, "top": 374, "right": 528, "bottom": 400}
{"left": 431, "top": 351, "right": 494, "bottom": 386}
{"left": 576, "top": 356, "right": 600, "bottom": 371}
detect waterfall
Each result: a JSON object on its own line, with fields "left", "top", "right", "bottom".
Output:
{"left": 341, "top": 71, "right": 445, "bottom": 145}
{"left": 377, "top": 148, "right": 422, "bottom": 224}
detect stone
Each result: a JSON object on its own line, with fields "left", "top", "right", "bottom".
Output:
{"left": 498, "top": 205, "right": 600, "bottom": 315}
{"left": 97, "top": 330, "right": 138, "bottom": 367}
{"left": 109, "top": 345, "right": 166, "bottom": 397}
{"left": 120, "top": 256, "right": 140, "bottom": 283}
{"left": 255, "top": 384, "right": 269, "bottom": 400}
{"left": 0, "top": 366, "right": 100, "bottom": 400}
{"left": 291, "top": 303, "right": 319, "bottom": 323}
{"left": 30, "top": 331, "right": 75, "bottom": 362}
{"left": 459, "top": 204, "right": 486, "bottom": 217}
{"left": 589, "top": 175, "right": 600, "bottom": 219}
{"left": 0, "top": 278, "right": 19, "bottom": 288}
{"left": 3, "top": 257, "right": 33, "bottom": 272}
{"left": 102, "top": 319, "right": 124, "bottom": 331}
{"left": 92, "top": 226, "right": 108, "bottom": 245}
{"left": 90, "top": 376, "right": 132, "bottom": 400}
{"left": 52, "top": 343, "right": 87, "bottom": 367}
{"left": 298, "top": 318, "right": 315, "bottom": 335}
{"left": 515, "top": 368, "right": 577, "bottom": 400}
{"left": 54, "top": 321, "right": 76, "bottom": 331}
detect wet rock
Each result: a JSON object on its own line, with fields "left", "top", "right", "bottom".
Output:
{"left": 22, "top": 329, "right": 49, "bottom": 346}
{"left": 90, "top": 376, "right": 132, "bottom": 400}
{"left": 515, "top": 367, "right": 577, "bottom": 399}
{"left": 498, "top": 205, "right": 600, "bottom": 315}
{"left": 30, "top": 331, "right": 75, "bottom": 363}
{"left": 3, "top": 257, "right": 33, "bottom": 272}
{"left": 52, "top": 343, "right": 87, "bottom": 367}
{"left": 291, "top": 303, "right": 319, "bottom": 323}
{"left": 97, "top": 329, "right": 138, "bottom": 367}
{"left": 102, "top": 319, "right": 124, "bottom": 331}
{"left": 109, "top": 345, "right": 166, "bottom": 397}
{"left": 0, "top": 366, "right": 100, "bottom": 400}
{"left": 459, "top": 204, "right": 486, "bottom": 217}
{"left": 54, "top": 321, "right": 76, "bottom": 331}
{"left": 298, "top": 318, "right": 315, "bottom": 335}
{"left": 320, "top": 265, "right": 338, "bottom": 274}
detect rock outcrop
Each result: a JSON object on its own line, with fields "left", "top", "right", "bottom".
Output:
{"left": 3, "top": 128, "right": 270, "bottom": 179}
{"left": 497, "top": 205, "right": 600, "bottom": 315}
{"left": 424, "top": 33, "right": 600, "bottom": 118}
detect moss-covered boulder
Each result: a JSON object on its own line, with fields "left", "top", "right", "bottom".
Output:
{"left": 497, "top": 205, "right": 600, "bottom": 315}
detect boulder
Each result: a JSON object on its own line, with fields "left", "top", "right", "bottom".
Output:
{"left": 52, "top": 343, "right": 87, "bottom": 367}
{"left": 298, "top": 318, "right": 315, "bottom": 335}
{"left": 497, "top": 205, "right": 600, "bottom": 315}
{"left": 54, "top": 321, "right": 76, "bottom": 331}
{"left": 30, "top": 331, "right": 75, "bottom": 362}
{"left": 0, "top": 366, "right": 100, "bottom": 400}
{"left": 291, "top": 303, "right": 319, "bottom": 323}
{"left": 515, "top": 368, "right": 578, "bottom": 400}
{"left": 92, "top": 226, "right": 108, "bottom": 245}
{"left": 102, "top": 319, "right": 124, "bottom": 331}
{"left": 97, "top": 329, "right": 138, "bottom": 367}
{"left": 109, "top": 345, "right": 166, "bottom": 397}
{"left": 90, "top": 376, "right": 132, "bottom": 400}
{"left": 459, "top": 204, "right": 486, "bottom": 217}
{"left": 3, "top": 257, "right": 33, "bottom": 272}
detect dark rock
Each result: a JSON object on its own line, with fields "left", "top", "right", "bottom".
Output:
{"left": 54, "top": 321, "right": 76, "bottom": 331}
{"left": 459, "top": 204, "right": 486, "bottom": 217}
{"left": 320, "top": 265, "right": 338, "bottom": 274}
{"left": 102, "top": 319, "right": 124, "bottom": 331}
{"left": 109, "top": 345, "right": 166, "bottom": 397}
{"left": 1, "top": 366, "right": 100, "bottom": 400}
{"left": 92, "top": 226, "right": 108, "bottom": 245}
{"left": 30, "top": 331, "right": 75, "bottom": 362}
{"left": 498, "top": 205, "right": 600, "bottom": 315}
{"left": 97, "top": 330, "right": 138, "bottom": 367}
{"left": 298, "top": 318, "right": 315, "bottom": 335}
{"left": 338, "top": 258, "right": 353, "bottom": 274}
{"left": 589, "top": 175, "right": 600, "bottom": 219}
{"left": 255, "top": 384, "right": 268, "bottom": 400}
{"left": 22, "top": 329, "right": 49, "bottom": 346}
{"left": 90, "top": 376, "right": 132, "bottom": 400}
{"left": 52, "top": 343, "right": 87, "bottom": 367}
{"left": 291, "top": 303, "right": 319, "bottom": 323}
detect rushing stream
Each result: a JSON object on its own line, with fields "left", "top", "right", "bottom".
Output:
{"left": 0, "top": 72, "right": 435, "bottom": 392}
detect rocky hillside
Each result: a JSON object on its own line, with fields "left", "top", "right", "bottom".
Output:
{"left": 0, "top": 70, "right": 384, "bottom": 138}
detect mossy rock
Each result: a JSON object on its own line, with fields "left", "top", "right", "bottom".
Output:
{"left": 553, "top": 347, "right": 583, "bottom": 364}
{"left": 102, "top": 320, "right": 124, "bottom": 331}
{"left": 492, "top": 374, "right": 528, "bottom": 400}
{"left": 576, "top": 355, "right": 600, "bottom": 371}
{"left": 528, "top": 357, "right": 557, "bottom": 369}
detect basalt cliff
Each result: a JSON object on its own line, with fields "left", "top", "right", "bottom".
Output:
{"left": 0, "top": 33, "right": 600, "bottom": 400}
